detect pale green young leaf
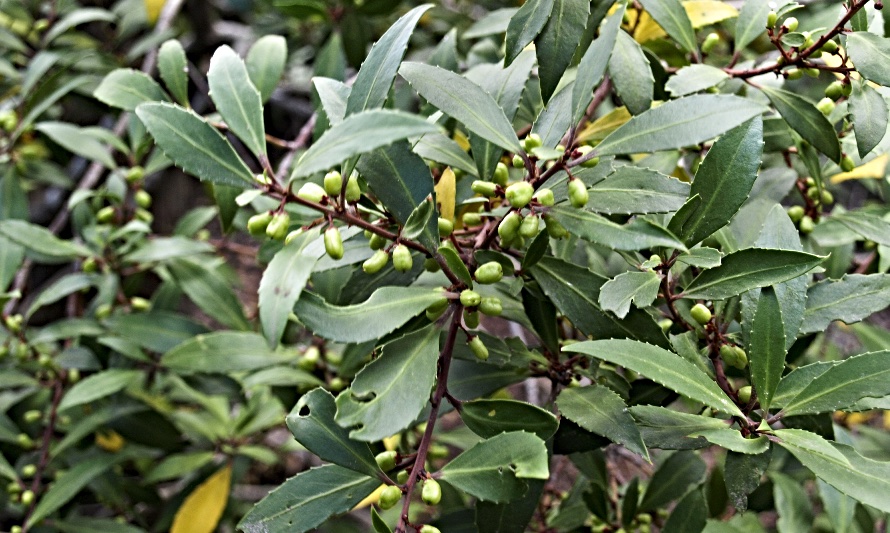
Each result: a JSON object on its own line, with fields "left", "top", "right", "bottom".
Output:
{"left": 95, "top": 69, "right": 170, "bottom": 111}
{"left": 849, "top": 81, "right": 888, "bottom": 158}
{"left": 608, "top": 31, "right": 653, "bottom": 115}
{"left": 846, "top": 32, "right": 890, "bottom": 87}
{"left": 504, "top": 0, "right": 554, "bottom": 66}
{"left": 535, "top": 0, "right": 589, "bottom": 102}
{"left": 246, "top": 35, "right": 287, "bottom": 103}
{"left": 158, "top": 40, "right": 189, "bottom": 106}
{"left": 598, "top": 270, "right": 660, "bottom": 319}
{"left": 162, "top": 331, "right": 293, "bottom": 374}
{"left": 550, "top": 206, "right": 686, "bottom": 251}
{"left": 761, "top": 86, "right": 840, "bottom": 162}
{"left": 558, "top": 385, "right": 649, "bottom": 460}
{"left": 207, "top": 45, "right": 266, "bottom": 156}
{"left": 800, "top": 274, "right": 890, "bottom": 334}
{"left": 665, "top": 64, "right": 729, "bottom": 97}
{"left": 690, "top": 429, "right": 769, "bottom": 455}
{"left": 571, "top": 5, "right": 625, "bottom": 123}
{"left": 401, "top": 196, "right": 435, "bottom": 241}
{"left": 639, "top": 451, "right": 707, "bottom": 511}
{"left": 587, "top": 166, "right": 690, "bottom": 214}
{"left": 639, "top": 0, "right": 697, "bottom": 54}
{"left": 564, "top": 339, "right": 744, "bottom": 417}
{"left": 748, "top": 287, "right": 786, "bottom": 412}
{"left": 58, "top": 369, "right": 141, "bottom": 411}
{"left": 461, "top": 399, "right": 559, "bottom": 441}
{"left": 313, "top": 77, "right": 350, "bottom": 126}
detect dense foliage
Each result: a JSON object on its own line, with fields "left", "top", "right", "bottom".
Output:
{"left": 1, "top": 0, "right": 890, "bottom": 532}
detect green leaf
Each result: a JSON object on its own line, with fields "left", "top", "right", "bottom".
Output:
{"left": 771, "top": 362, "right": 836, "bottom": 410}
{"left": 162, "top": 331, "right": 293, "bottom": 374}
{"left": 44, "top": 8, "right": 116, "bottom": 43}
{"left": 572, "top": 5, "right": 624, "bottom": 123}
{"left": 371, "top": 508, "right": 393, "bottom": 533}
{"left": 598, "top": 270, "right": 660, "bottom": 319}
{"left": 662, "top": 489, "right": 708, "bottom": 533}
{"left": 690, "top": 429, "right": 769, "bottom": 454}
{"left": 462, "top": 399, "right": 559, "bottom": 441}
{"left": 849, "top": 81, "right": 888, "bottom": 158}
{"left": 158, "top": 40, "right": 189, "bottom": 106}
{"left": 145, "top": 451, "right": 216, "bottom": 483}
{"left": 550, "top": 206, "right": 686, "bottom": 251}
{"left": 594, "top": 95, "right": 766, "bottom": 157}
{"left": 440, "top": 431, "right": 549, "bottom": 503}
{"left": 57, "top": 369, "right": 141, "bottom": 411}
{"left": 681, "top": 248, "right": 822, "bottom": 300}
{"left": 761, "top": 86, "right": 840, "bottom": 162}
{"left": 124, "top": 236, "right": 215, "bottom": 263}
{"left": 668, "top": 117, "right": 763, "bottom": 247}
{"left": 531, "top": 81, "right": 574, "bottom": 150}
{"left": 824, "top": 211, "right": 890, "bottom": 246}
{"left": 734, "top": 0, "right": 770, "bottom": 50}
{"left": 557, "top": 385, "right": 648, "bottom": 460}
{"left": 208, "top": 45, "right": 267, "bottom": 156}
{"left": 135, "top": 102, "right": 254, "bottom": 187}
{"left": 314, "top": 77, "right": 350, "bottom": 126}
{"left": 772, "top": 471, "right": 813, "bottom": 533}
{"left": 535, "top": 0, "right": 589, "bottom": 102}
{"left": 399, "top": 62, "right": 521, "bottom": 153}
{"left": 780, "top": 349, "right": 890, "bottom": 416}
{"left": 335, "top": 325, "right": 439, "bottom": 441}
{"left": 26, "top": 273, "right": 98, "bottom": 319}
{"left": 94, "top": 69, "right": 170, "bottom": 111}
{"left": 464, "top": 8, "right": 519, "bottom": 39}
{"left": 259, "top": 229, "right": 323, "bottom": 347}
{"left": 800, "top": 274, "right": 890, "bottom": 334}
{"left": 291, "top": 109, "right": 439, "bottom": 179}
{"left": 845, "top": 32, "right": 890, "bottom": 87}
{"left": 238, "top": 464, "right": 380, "bottom": 532}
{"left": 666, "top": 64, "right": 729, "bottom": 97}
{"left": 505, "top": 0, "right": 554, "bottom": 66}
{"left": 817, "top": 480, "right": 857, "bottom": 533}
{"left": 345, "top": 4, "right": 432, "bottom": 115}
{"left": 775, "top": 428, "right": 890, "bottom": 513}
{"left": 168, "top": 258, "right": 250, "bottom": 330}
{"left": 286, "top": 388, "right": 379, "bottom": 476}
{"left": 36, "top": 122, "right": 116, "bottom": 168}
{"left": 104, "top": 311, "right": 207, "bottom": 354}
{"left": 676, "top": 247, "right": 722, "bottom": 268}
{"left": 476, "top": 480, "right": 545, "bottom": 533}
{"left": 413, "top": 133, "right": 478, "bottom": 176}
{"left": 564, "top": 339, "right": 744, "bottom": 417}
{"left": 630, "top": 405, "right": 729, "bottom": 450}
{"left": 438, "top": 246, "right": 473, "bottom": 287}
{"left": 246, "top": 35, "right": 287, "bottom": 103}
{"left": 0, "top": 219, "right": 91, "bottom": 258}
{"left": 530, "top": 256, "right": 669, "bottom": 348}
{"left": 639, "top": 0, "right": 697, "bottom": 54}
{"left": 608, "top": 31, "right": 653, "bottom": 115}
{"left": 639, "top": 451, "right": 707, "bottom": 512}
{"left": 748, "top": 287, "right": 786, "bottom": 412}
{"left": 724, "top": 449, "right": 771, "bottom": 512}
{"left": 293, "top": 287, "right": 443, "bottom": 344}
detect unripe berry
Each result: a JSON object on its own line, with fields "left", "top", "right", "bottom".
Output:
{"left": 266, "top": 212, "right": 291, "bottom": 240}
{"left": 379, "top": 485, "right": 402, "bottom": 510}
{"left": 324, "top": 227, "right": 344, "bottom": 260}
{"left": 767, "top": 10, "right": 778, "bottom": 27}
{"left": 424, "top": 258, "right": 441, "bottom": 272}
{"left": 543, "top": 214, "right": 568, "bottom": 238}
{"left": 420, "top": 526, "right": 441, "bottom": 533}
{"left": 323, "top": 171, "right": 342, "bottom": 196}
{"left": 345, "top": 173, "right": 361, "bottom": 201}
{"left": 20, "top": 489, "right": 34, "bottom": 505}
{"left": 493, "top": 162, "right": 509, "bottom": 186}
{"left": 724, "top": 346, "right": 749, "bottom": 369}
{"left": 523, "top": 133, "right": 543, "bottom": 152}
{"left": 16, "top": 433, "right": 33, "bottom": 449}
{"left": 737, "top": 385, "right": 752, "bottom": 404}
{"left": 96, "top": 206, "right": 116, "bottom": 224}
{"left": 10, "top": 526, "right": 22, "bottom": 533}
{"left": 658, "top": 319, "right": 673, "bottom": 332}
{"left": 690, "top": 303, "right": 712, "bottom": 325}
{"left": 783, "top": 16, "right": 798, "bottom": 31}
{"left": 369, "top": 233, "right": 387, "bottom": 250}
{"left": 807, "top": 186, "right": 821, "bottom": 201}
{"left": 825, "top": 81, "right": 844, "bottom": 101}
{"left": 363, "top": 250, "right": 389, "bottom": 274}
{"left": 471, "top": 180, "right": 498, "bottom": 197}
{"left": 392, "top": 244, "right": 413, "bottom": 272}
{"left": 329, "top": 377, "right": 346, "bottom": 392}
{"left": 840, "top": 154, "right": 856, "bottom": 172}
{"left": 498, "top": 212, "right": 521, "bottom": 242}
{"left": 512, "top": 154, "right": 524, "bottom": 168}
{"left": 841, "top": 82, "right": 852, "bottom": 97}
{"left": 82, "top": 257, "right": 98, "bottom": 273}
{"left": 460, "top": 290, "right": 482, "bottom": 307}
{"left": 468, "top": 336, "right": 488, "bottom": 361}
{"left": 247, "top": 212, "right": 273, "bottom": 236}
{"left": 821, "top": 39, "right": 838, "bottom": 53}
{"left": 397, "top": 470, "right": 409, "bottom": 484}
{"left": 464, "top": 309, "right": 480, "bottom": 329}
{"left": 567, "top": 179, "right": 589, "bottom": 208}
{"left": 135, "top": 190, "right": 152, "bottom": 209}
{"left": 95, "top": 303, "right": 112, "bottom": 320}
{"left": 130, "top": 297, "right": 151, "bottom": 312}
{"left": 787, "top": 205, "right": 805, "bottom": 222}
{"left": 297, "top": 182, "right": 326, "bottom": 203}
{"left": 799, "top": 215, "right": 815, "bottom": 234}
{"left": 68, "top": 368, "right": 80, "bottom": 383}
{"left": 821, "top": 190, "right": 834, "bottom": 205}
{"left": 805, "top": 67, "right": 820, "bottom": 78}
{"left": 475, "top": 261, "right": 503, "bottom": 284}
{"left": 576, "top": 146, "right": 600, "bottom": 168}
{"left": 422, "top": 479, "right": 442, "bottom": 505}
{"left": 533, "top": 188, "right": 554, "bottom": 206}
{"left": 786, "top": 68, "right": 803, "bottom": 80}
{"left": 438, "top": 217, "right": 453, "bottom": 237}
{"left": 505, "top": 181, "right": 534, "bottom": 208}
{"left": 23, "top": 410, "right": 41, "bottom": 423}
{"left": 702, "top": 32, "right": 720, "bottom": 54}
{"left": 21, "top": 464, "right": 36, "bottom": 477}
{"left": 479, "top": 297, "right": 502, "bottom": 316}
{"left": 463, "top": 212, "right": 482, "bottom": 226}
{"left": 375, "top": 450, "right": 397, "bottom": 471}
{"left": 519, "top": 213, "right": 540, "bottom": 238}
{"left": 285, "top": 228, "right": 303, "bottom": 245}
{"left": 125, "top": 166, "right": 144, "bottom": 183}
{"left": 816, "top": 97, "right": 835, "bottom": 116}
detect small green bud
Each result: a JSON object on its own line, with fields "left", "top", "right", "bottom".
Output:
{"left": 786, "top": 68, "right": 803, "bottom": 80}
{"left": 397, "top": 470, "right": 409, "bottom": 484}
{"left": 493, "top": 162, "right": 509, "bottom": 186}
{"left": 576, "top": 145, "right": 600, "bottom": 168}
{"left": 323, "top": 171, "right": 343, "bottom": 196}
{"left": 807, "top": 186, "right": 820, "bottom": 201}
{"left": 825, "top": 80, "right": 844, "bottom": 101}
{"left": 840, "top": 154, "right": 856, "bottom": 172}
{"left": 463, "top": 212, "right": 482, "bottom": 226}
{"left": 130, "top": 297, "right": 151, "bottom": 312}
{"left": 690, "top": 303, "right": 712, "bottom": 325}
{"left": 519, "top": 213, "right": 540, "bottom": 238}
{"left": 135, "top": 190, "right": 152, "bottom": 209}
{"left": 266, "top": 212, "right": 291, "bottom": 240}
{"left": 379, "top": 485, "right": 402, "bottom": 510}
{"left": 285, "top": 228, "right": 304, "bottom": 245}
{"left": 464, "top": 309, "right": 480, "bottom": 329}
{"left": 392, "top": 244, "right": 413, "bottom": 272}
{"left": 479, "top": 297, "right": 502, "bottom": 316}
{"left": 533, "top": 188, "right": 554, "bottom": 206}
{"left": 460, "top": 290, "right": 482, "bottom": 307}
{"left": 21, "top": 464, "right": 36, "bottom": 478}
{"left": 767, "top": 10, "right": 778, "bottom": 27}
{"left": 68, "top": 368, "right": 80, "bottom": 383}
{"left": 297, "top": 182, "right": 327, "bottom": 203}
{"left": 820, "top": 190, "right": 834, "bottom": 205}
{"left": 512, "top": 154, "right": 524, "bottom": 168}
{"left": 658, "top": 319, "right": 673, "bottom": 332}
{"left": 724, "top": 346, "right": 748, "bottom": 369}
{"left": 255, "top": 173, "right": 272, "bottom": 186}
{"left": 196, "top": 229, "right": 210, "bottom": 241}
{"left": 821, "top": 39, "right": 838, "bottom": 53}
{"left": 375, "top": 450, "right": 397, "bottom": 471}
{"left": 805, "top": 176, "right": 816, "bottom": 187}
{"left": 82, "top": 257, "right": 98, "bottom": 273}
{"left": 96, "top": 206, "right": 116, "bottom": 224}
{"left": 471, "top": 180, "right": 498, "bottom": 197}
{"left": 135, "top": 208, "right": 153, "bottom": 224}
{"left": 363, "top": 250, "right": 389, "bottom": 274}
{"left": 737, "top": 385, "right": 752, "bottom": 404}
{"left": 16, "top": 433, "right": 33, "bottom": 449}
{"left": 0, "top": 109, "right": 17, "bottom": 132}
{"left": 95, "top": 304, "right": 112, "bottom": 320}
{"left": 438, "top": 217, "right": 454, "bottom": 237}
{"left": 702, "top": 32, "right": 720, "bottom": 54}
{"left": 498, "top": 212, "right": 522, "bottom": 242}
{"left": 247, "top": 212, "right": 273, "bottom": 236}
{"left": 475, "top": 261, "right": 504, "bottom": 284}
{"left": 329, "top": 377, "right": 346, "bottom": 391}
{"left": 523, "top": 133, "right": 543, "bottom": 152}
{"left": 505, "top": 181, "right": 534, "bottom": 208}
{"left": 783, "top": 16, "right": 798, "bottom": 31}
{"left": 543, "top": 214, "right": 568, "bottom": 238}
{"left": 799, "top": 215, "right": 815, "bottom": 234}
{"left": 420, "top": 526, "right": 441, "bottom": 533}
{"left": 787, "top": 205, "right": 805, "bottom": 222}
{"left": 10, "top": 526, "right": 22, "bottom": 533}
{"left": 7, "top": 481, "right": 20, "bottom": 494}
{"left": 816, "top": 97, "right": 835, "bottom": 116}
{"left": 324, "top": 227, "right": 344, "bottom": 260}
{"left": 468, "top": 336, "right": 488, "bottom": 361}
{"left": 422, "top": 479, "right": 442, "bottom": 505}
{"left": 345, "top": 173, "right": 361, "bottom": 202}
{"left": 567, "top": 179, "right": 589, "bottom": 208}
{"left": 369, "top": 233, "right": 387, "bottom": 250}
{"left": 23, "top": 410, "right": 41, "bottom": 423}
{"left": 20, "top": 489, "right": 34, "bottom": 505}
{"left": 125, "top": 166, "right": 144, "bottom": 183}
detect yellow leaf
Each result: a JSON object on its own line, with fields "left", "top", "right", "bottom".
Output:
{"left": 884, "top": 411, "right": 890, "bottom": 430}
{"left": 435, "top": 167, "right": 456, "bottom": 221}
{"left": 171, "top": 465, "right": 232, "bottom": 533}
{"left": 95, "top": 430, "right": 125, "bottom": 453}
{"left": 144, "top": 0, "right": 165, "bottom": 24}
{"left": 635, "top": 1, "right": 739, "bottom": 43}
{"left": 831, "top": 154, "right": 889, "bottom": 183}
{"left": 383, "top": 434, "right": 401, "bottom": 451}
{"left": 453, "top": 131, "right": 470, "bottom": 152}
{"left": 353, "top": 483, "right": 386, "bottom": 510}
{"left": 577, "top": 107, "right": 631, "bottom": 144}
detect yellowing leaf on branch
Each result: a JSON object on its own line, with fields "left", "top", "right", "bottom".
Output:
{"left": 633, "top": 1, "right": 739, "bottom": 44}
{"left": 435, "top": 167, "right": 456, "bottom": 221}
{"left": 831, "top": 154, "right": 889, "bottom": 183}
{"left": 578, "top": 107, "right": 631, "bottom": 144}
{"left": 144, "top": 0, "right": 165, "bottom": 24}
{"left": 171, "top": 464, "right": 232, "bottom": 533}
{"left": 353, "top": 483, "right": 386, "bottom": 510}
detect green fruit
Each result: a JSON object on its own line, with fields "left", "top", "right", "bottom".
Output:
{"left": 576, "top": 145, "right": 600, "bottom": 168}
{"left": 345, "top": 173, "right": 361, "bottom": 201}
{"left": 840, "top": 154, "right": 856, "bottom": 172}
{"left": 479, "top": 297, "right": 502, "bottom": 316}
{"left": 463, "top": 212, "right": 482, "bottom": 226}
{"left": 471, "top": 180, "right": 498, "bottom": 197}
{"left": 737, "top": 385, "right": 752, "bottom": 404}
{"left": 799, "top": 215, "right": 815, "bottom": 234}
{"left": 543, "top": 214, "right": 568, "bottom": 238}
{"left": 397, "top": 470, "right": 409, "bottom": 484}
{"left": 498, "top": 212, "right": 521, "bottom": 241}
{"left": 806, "top": 186, "right": 820, "bottom": 201}
{"left": 787, "top": 205, "right": 805, "bottom": 222}
{"left": 95, "top": 304, "right": 112, "bottom": 320}
{"left": 324, "top": 227, "right": 344, "bottom": 260}
{"left": 690, "top": 303, "right": 712, "bottom": 325}
{"left": 247, "top": 212, "right": 273, "bottom": 236}
{"left": 420, "top": 526, "right": 441, "bottom": 533}
{"left": 841, "top": 82, "right": 852, "bottom": 97}
{"left": 422, "top": 479, "right": 442, "bottom": 505}
{"left": 460, "top": 290, "right": 482, "bottom": 307}
{"left": 519, "top": 213, "right": 540, "bottom": 238}
{"left": 805, "top": 67, "right": 819, "bottom": 78}
{"left": 323, "top": 170, "right": 343, "bottom": 196}
{"left": 376, "top": 450, "right": 397, "bottom": 471}
{"left": 379, "top": 485, "right": 402, "bottom": 510}
{"left": 21, "top": 464, "right": 36, "bottom": 478}
{"left": 464, "top": 309, "right": 480, "bottom": 329}
{"left": 23, "top": 410, "right": 41, "bottom": 423}
{"left": 468, "top": 336, "right": 488, "bottom": 361}
{"left": 81, "top": 257, "right": 98, "bottom": 273}
{"left": 533, "top": 188, "right": 555, "bottom": 206}
{"left": 567, "top": 179, "right": 589, "bottom": 208}
{"left": 20, "top": 489, "right": 34, "bottom": 505}
{"left": 475, "top": 261, "right": 503, "bottom": 284}
{"left": 297, "top": 182, "right": 327, "bottom": 203}
{"left": 512, "top": 154, "right": 524, "bottom": 168}
{"left": 820, "top": 190, "right": 834, "bottom": 205}
{"left": 392, "top": 244, "right": 413, "bottom": 272}
{"left": 96, "top": 206, "right": 116, "bottom": 224}
{"left": 523, "top": 133, "right": 543, "bottom": 152}
{"left": 825, "top": 80, "right": 844, "bottom": 101}
{"left": 363, "top": 250, "right": 389, "bottom": 274}
{"left": 329, "top": 377, "right": 346, "bottom": 392}
{"left": 783, "top": 16, "right": 798, "bottom": 31}
{"left": 426, "top": 304, "right": 447, "bottom": 321}
{"left": 285, "top": 229, "right": 304, "bottom": 245}
{"left": 130, "top": 297, "right": 151, "bottom": 312}
{"left": 369, "top": 233, "right": 387, "bottom": 250}
{"left": 16, "top": 433, "right": 33, "bottom": 449}
{"left": 816, "top": 97, "right": 835, "bottom": 116}
{"left": 0, "top": 109, "right": 17, "bottom": 132}
{"left": 702, "top": 32, "right": 720, "bottom": 54}
{"left": 767, "top": 10, "right": 778, "bottom": 27}
{"left": 821, "top": 39, "right": 838, "bottom": 53}
{"left": 424, "top": 258, "right": 441, "bottom": 272}
{"left": 786, "top": 68, "right": 803, "bottom": 80}
{"left": 135, "top": 208, "right": 153, "bottom": 224}
{"left": 438, "top": 217, "right": 454, "bottom": 237}
{"left": 135, "top": 190, "right": 152, "bottom": 209}
{"left": 728, "top": 346, "right": 749, "bottom": 370}
{"left": 493, "top": 162, "right": 509, "bottom": 186}
{"left": 125, "top": 166, "right": 144, "bottom": 183}
{"left": 505, "top": 182, "right": 534, "bottom": 208}
{"left": 266, "top": 212, "right": 291, "bottom": 240}
{"left": 658, "top": 319, "right": 673, "bottom": 332}
{"left": 68, "top": 368, "right": 80, "bottom": 383}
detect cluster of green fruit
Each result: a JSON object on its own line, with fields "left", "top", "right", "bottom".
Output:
{"left": 375, "top": 451, "right": 442, "bottom": 533}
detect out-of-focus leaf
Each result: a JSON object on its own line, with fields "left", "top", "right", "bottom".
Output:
{"left": 170, "top": 465, "right": 232, "bottom": 533}
{"left": 246, "top": 35, "right": 287, "bottom": 103}
{"left": 95, "top": 69, "right": 170, "bottom": 111}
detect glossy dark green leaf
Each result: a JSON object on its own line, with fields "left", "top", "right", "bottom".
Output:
{"left": 630, "top": 405, "right": 728, "bottom": 450}
{"left": 639, "top": 0, "right": 696, "bottom": 54}
{"left": 668, "top": 117, "right": 763, "bottom": 247}
{"left": 734, "top": 0, "right": 770, "bottom": 50}
{"left": 162, "top": 331, "right": 293, "bottom": 374}
{"left": 564, "top": 340, "right": 744, "bottom": 417}
{"left": 748, "top": 287, "right": 786, "bottom": 412}
{"left": 335, "top": 326, "right": 439, "bottom": 441}
{"left": 800, "top": 274, "right": 890, "bottom": 334}
{"left": 413, "top": 133, "right": 477, "bottom": 176}
{"left": 95, "top": 69, "right": 170, "bottom": 111}
{"left": 57, "top": 369, "right": 141, "bottom": 411}
{"left": 535, "top": 0, "right": 588, "bottom": 102}
{"left": 638, "top": 451, "right": 707, "bottom": 511}
{"left": 531, "top": 81, "right": 574, "bottom": 149}
{"left": 168, "top": 258, "right": 250, "bottom": 330}
{"left": 550, "top": 206, "right": 686, "bottom": 251}
{"left": 505, "top": 0, "right": 554, "bottom": 65}
{"left": 238, "top": 464, "right": 380, "bottom": 532}
{"left": 158, "top": 40, "right": 189, "bottom": 106}
{"left": 462, "top": 399, "right": 558, "bottom": 440}
{"left": 440, "top": 431, "right": 549, "bottom": 502}
{"left": 665, "top": 64, "right": 729, "bottom": 98}
{"left": 571, "top": 5, "right": 624, "bottom": 123}
{"left": 136, "top": 102, "right": 255, "bottom": 187}
{"left": 849, "top": 81, "right": 888, "bottom": 158}
{"left": 594, "top": 95, "right": 766, "bottom": 157}
{"left": 246, "top": 35, "right": 287, "bottom": 103}
{"left": 690, "top": 429, "right": 769, "bottom": 454}
{"left": 846, "top": 31, "right": 890, "bottom": 87}
{"left": 681, "top": 248, "right": 822, "bottom": 300}
{"left": 826, "top": 210, "right": 890, "bottom": 246}
{"left": 207, "top": 46, "right": 268, "bottom": 158}
{"left": 662, "top": 489, "right": 707, "bottom": 533}
{"left": 286, "top": 389, "right": 379, "bottom": 476}
{"left": 725, "top": 448, "right": 771, "bottom": 512}
{"left": 761, "top": 86, "right": 840, "bottom": 162}
{"left": 435, "top": 246, "right": 473, "bottom": 287}
{"left": 608, "top": 31, "right": 653, "bottom": 115}
{"left": 476, "top": 479, "right": 544, "bottom": 533}
{"left": 401, "top": 195, "right": 435, "bottom": 241}
{"left": 558, "top": 386, "right": 648, "bottom": 459}
{"left": 598, "top": 270, "right": 660, "bottom": 319}
{"left": 345, "top": 4, "right": 432, "bottom": 115}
